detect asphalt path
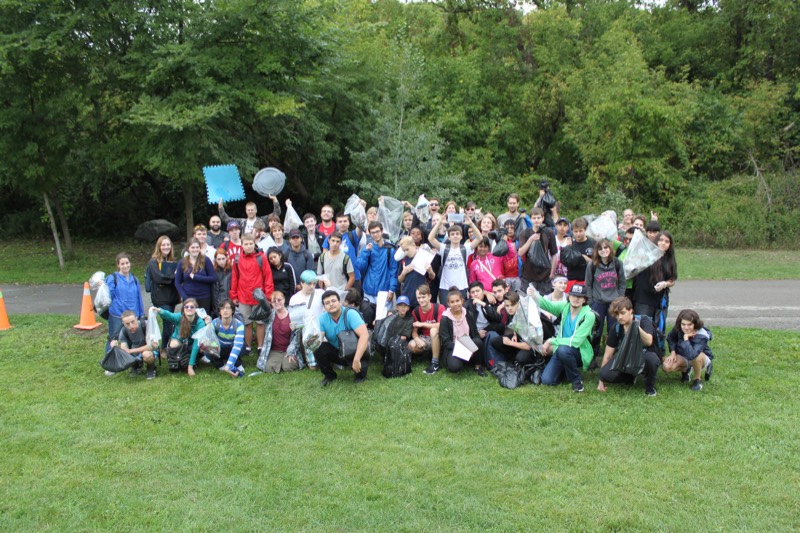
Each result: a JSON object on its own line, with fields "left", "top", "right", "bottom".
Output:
{"left": 2, "top": 280, "right": 799, "bottom": 331}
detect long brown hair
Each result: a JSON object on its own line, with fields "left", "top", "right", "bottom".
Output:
{"left": 182, "top": 238, "right": 206, "bottom": 275}
{"left": 151, "top": 236, "right": 175, "bottom": 262}
{"left": 214, "top": 249, "right": 230, "bottom": 272}
{"left": 591, "top": 239, "right": 614, "bottom": 267}
{"left": 179, "top": 298, "right": 199, "bottom": 339}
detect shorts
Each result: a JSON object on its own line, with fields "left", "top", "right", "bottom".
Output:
{"left": 265, "top": 350, "right": 299, "bottom": 373}
{"left": 413, "top": 335, "right": 432, "bottom": 352}
{"left": 237, "top": 303, "right": 264, "bottom": 325}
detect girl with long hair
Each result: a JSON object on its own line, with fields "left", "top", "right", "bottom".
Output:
{"left": 147, "top": 236, "right": 181, "bottom": 347}
{"left": 175, "top": 238, "right": 216, "bottom": 316}
{"left": 634, "top": 231, "right": 677, "bottom": 352}
{"left": 212, "top": 249, "right": 232, "bottom": 318}
{"left": 104, "top": 252, "right": 145, "bottom": 353}
{"left": 585, "top": 238, "right": 626, "bottom": 335}
{"left": 151, "top": 298, "right": 208, "bottom": 376}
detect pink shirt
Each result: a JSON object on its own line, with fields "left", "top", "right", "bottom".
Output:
{"left": 468, "top": 254, "right": 504, "bottom": 291}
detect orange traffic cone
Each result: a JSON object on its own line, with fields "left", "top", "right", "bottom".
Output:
{"left": 0, "top": 288, "right": 12, "bottom": 331}
{"left": 74, "top": 282, "right": 102, "bottom": 330}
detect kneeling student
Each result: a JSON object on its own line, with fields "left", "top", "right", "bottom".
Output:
{"left": 663, "top": 309, "right": 714, "bottom": 392}
{"left": 106, "top": 310, "right": 159, "bottom": 379}
{"left": 597, "top": 297, "right": 660, "bottom": 396}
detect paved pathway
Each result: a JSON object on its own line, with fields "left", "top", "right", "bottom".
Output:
{"left": 2, "top": 280, "right": 799, "bottom": 331}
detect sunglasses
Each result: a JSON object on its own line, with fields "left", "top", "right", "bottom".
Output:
{"left": 183, "top": 305, "right": 196, "bottom": 310}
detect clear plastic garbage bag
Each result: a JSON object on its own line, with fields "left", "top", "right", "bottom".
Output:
{"left": 344, "top": 194, "right": 367, "bottom": 228}
{"left": 146, "top": 308, "right": 162, "bottom": 349}
{"left": 587, "top": 211, "right": 618, "bottom": 241}
{"left": 378, "top": 196, "right": 404, "bottom": 242}
{"left": 94, "top": 283, "right": 111, "bottom": 316}
{"left": 509, "top": 295, "right": 544, "bottom": 346}
{"left": 192, "top": 322, "right": 221, "bottom": 358}
{"left": 284, "top": 204, "right": 303, "bottom": 232}
{"left": 623, "top": 229, "right": 664, "bottom": 279}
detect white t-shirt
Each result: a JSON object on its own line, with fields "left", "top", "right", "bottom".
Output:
{"left": 438, "top": 242, "right": 472, "bottom": 291}
{"left": 288, "top": 289, "right": 325, "bottom": 326}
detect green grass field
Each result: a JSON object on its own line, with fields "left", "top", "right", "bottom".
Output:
{"left": 1, "top": 316, "right": 798, "bottom": 530}
{"left": 0, "top": 240, "right": 798, "bottom": 285}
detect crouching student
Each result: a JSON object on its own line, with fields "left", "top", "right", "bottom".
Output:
{"left": 597, "top": 297, "right": 660, "bottom": 396}
{"left": 484, "top": 292, "right": 536, "bottom": 370}
{"left": 379, "top": 296, "right": 415, "bottom": 375}
{"left": 152, "top": 299, "right": 209, "bottom": 376}
{"left": 663, "top": 309, "right": 714, "bottom": 392}
{"left": 438, "top": 288, "right": 487, "bottom": 377}
{"left": 410, "top": 285, "right": 445, "bottom": 374}
{"left": 529, "top": 283, "right": 596, "bottom": 392}
{"left": 316, "top": 290, "right": 371, "bottom": 386}
{"left": 258, "top": 291, "right": 304, "bottom": 374}
{"left": 106, "top": 310, "right": 159, "bottom": 379}
{"left": 209, "top": 299, "right": 246, "bottom": 378}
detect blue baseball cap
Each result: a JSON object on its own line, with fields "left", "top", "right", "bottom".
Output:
{"left": 395, "top": 296, "right": 411, "bottom": 306}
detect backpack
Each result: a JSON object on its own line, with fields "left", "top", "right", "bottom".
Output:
{"left": 382, "top": 337, "right": 412, "bottom": 378}
{"left": 234, "top": 253, "right": 263, "bottom": 278}
{"left": 412, "top": 303, "right": 444, "bottom": 330}
{"left": 438, "top": 244, "right": 468, "bottom": 279}
{"left": 319, "top": 251, "right": 350, "bottom": 279}
{"left": 166, "top": 340, "right": 191, "bottom": 371}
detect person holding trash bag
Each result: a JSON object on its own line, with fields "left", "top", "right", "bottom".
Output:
{"left": 105, "top": 252, "right": 145, "bottom": 353}
{"left": 663, "top": 309, "right": 714, "bottom": 392}
{"left": 633, "top": 231, "right": 677, "bottom": 353}
{"left": 230, "top": 233, "right": 274, "bottom": 355}
{"left": 105, "top": 310, "right": 159, "bottom": 379}
{"left": 146, "top": 236, "right": 180, "bottom": 348}
{"left": 175, "top": 238, "right": 216, "bottom": 317}
{"left": 152, "top": 299, "right": 208, "bottom": 377}
{"left": 597, "top": 297, "right": 659, "bottom": 396}
{"left": 528, "top": 283, "right": 596, "bottom": 392}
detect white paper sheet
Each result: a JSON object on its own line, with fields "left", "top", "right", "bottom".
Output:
{"left": 453, "top": 335, "right": 479, "bottom": 361}
{"left": 375, "top": 291, "right": 390, "bottom": 320}
{"left": 410, "top": 247, "right": 435, "bottom": 275}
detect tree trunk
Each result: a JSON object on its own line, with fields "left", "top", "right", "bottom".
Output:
{"left": 183, "top": 181, "right": 194, "bottom": 242}
{"left": 43, "top": 192, "right": 65, "bottom": 270}
{"left": 52, "top": 190, "right": 73, "bottom": 255}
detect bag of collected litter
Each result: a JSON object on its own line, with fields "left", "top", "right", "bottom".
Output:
{"left": 283, "top": 204, "right": 303, "bottom": 232}
{"left": 100, "top": 346, "right": 138, "bottom": 373}
{"left": 492, "top": 361, "right": 532, "bottom": 389}
{"left": 94, "top": 283, "right": 112, "bottom": 319}
{"left": 415, "top": 195, "right": 430, "bottom": 225}
{"left": 344, "top": 194, "right": 367, "bottom": 228}
{"left": 248, "top": 288, "right": 272, "bottom": 322}
{"left": 378, "top": 196, "right": 404, "bottom": 242}
{"left": 527, "top": 239, "right": 550, "bottom": 271}
{"left": 492, "top": 239, "right": 509, "bottom": 257}
{"left": 623, "top": 230, "right": 664, "bottom": 279}
{"left": 146, "top": 308, "right": 162, "bottom": 348}
{"left": 587, "top": 211, "right": 618, "bottom": 241}
{"left": 610, "top": 320, "right": 646, "bottom": 376}
{"left": 508, "top": 295, "right": 544, "bottom": 346}
{"left": 192, "top": 322, "right": 221, "bottom": 358}
{"left": 89, "top": 271, "right": 106, "bottom": 291}
{"left": 302, "top": 317, "right": 323, "bottom": 352}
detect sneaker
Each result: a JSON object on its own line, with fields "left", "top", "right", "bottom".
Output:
{"left": 704, "top": 361, "right": 713, "bottom": 382}
{"left": 130, "top": 366, "right": 142, "bottom": 376}
{"left": 531, "top": 369, "right": 542, "bottom": 385}
{"left": 424, "top": 362, "right": 440, "bottom": 375}
{"left": 320, "top": 376, "right": 337, "bottom": 387}
{"left": 690, "top": 379, "right": 703, "bottom": 392}
{"left": 146, "top": 368, "right": 157, "bottom": 380}
{"left": 645, "top": 386, "right": 657, "bottom": 397}
{"left": 200, "top": 355, "right": 211, "bottom": 364}
{"left": 680, "top": 370, "right": 690, "bottom": 383}
{"left": 572, "top": 381, "right": 585, "bottom": 393}
{"left": 354, "top": 374, "right": 366, "bottom": 384}
{"left": 474, "top": 367, "right": 487, "bottom": 378}
{"left": 104, "top": 370, "right": 116, "bottom": 377}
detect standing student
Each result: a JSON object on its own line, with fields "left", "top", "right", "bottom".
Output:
{"left": 105, "top": 252, "right": 145, "bottom": 352}
{"left": 286, "top": 229, "right": 314, "bottom": 290}
{"left": 396, "top": 236, "right": 435, "bottom": 307}
{"left": 585, "top": 238, "right": 626, "bottom": 336}
{"left": 517, "top": 207, "right": 558, "bottom": 295}
{"left": 317, "top": 204, "right": 336, "bottom": 237}
{"left": 428, "top": 214, "right": 481, "bottom": 304}
{"left": 218, "top": 196, "right": 281, "bottom": 237}
{"left": 230, "top": 233, "right": 274, "bottom": 354}
{"left": 317, "top": 232, "right": 355, "bottom": 291}
{"left": 267, "top": 247, "right": 296, "bottom": 299}
{"left": 497, "top": 193, "right": 522, "bottom": 228}
{"left": 219, "top": 220, "right": 243, "bottom": 262}
{"left": 146, "top": 236, "right": 180, "bottom": 347}
{"left": 634, "top": 231, "right": 677, "bottom": 349}
{"left": 468, "top": 237, "right": 503, "bottom": 292}
{"left": 190, "top": 224, "right": 216, "bottom": 260}
{"left": 356, "top": 221, "right": 399, "bottom": 304}
{"left": 207, "top": 215, "right": 228, "bottom": 248}
{"left": 175, "top": 238, "right": 216, "bottom": 316}
{"left": 212, "top": 249, "right": 232, "bottom": 318}
{"left": 302, "top": 213, "right": 325, "bottom": 264}
{"left": 561, "top": 217, "right": 596, "bottom": 292}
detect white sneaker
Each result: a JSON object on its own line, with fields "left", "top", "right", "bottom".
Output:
{"left": 104, "top": 370, "right": 116, "bottom": 377}
{"left": 200, "top": 355, "right": 211, "bottom": 364}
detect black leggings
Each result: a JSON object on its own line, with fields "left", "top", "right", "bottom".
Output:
{"left": 442, "top": 337, "right": 485, "bottom": 373}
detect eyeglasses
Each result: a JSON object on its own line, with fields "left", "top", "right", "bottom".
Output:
{"left": 183, "top": 305, "right": 196, "bottom": 310}
{"left": 429, "top": 203, "right": 439, "bottom": 207}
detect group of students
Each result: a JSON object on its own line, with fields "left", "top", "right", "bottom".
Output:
{"left": 100, "top": 184, "right": 714, "bottom": 395}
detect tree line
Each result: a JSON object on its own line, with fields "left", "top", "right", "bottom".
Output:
{"left": 1, "top": 0, "right": 798, "bottom": 260}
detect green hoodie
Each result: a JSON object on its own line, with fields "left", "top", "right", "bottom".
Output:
{"left": 537, "top": 297, "right": 596, "bottom": 368}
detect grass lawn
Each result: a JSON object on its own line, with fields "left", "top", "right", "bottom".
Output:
{"left": 0, "top": 240, "right": 798, "bottom": 285}
{"left": 1, "top": 316, "right": 798, "bottom": 530}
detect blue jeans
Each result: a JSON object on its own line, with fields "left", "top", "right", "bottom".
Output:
{"left": 541, "top": 345, "right": 583, "bottom": 386}
{"left": 106, "top": 314, "right": 123, "bottom": 353}
{"left": 590, "top": 301, "right": 617, "bottom": 337}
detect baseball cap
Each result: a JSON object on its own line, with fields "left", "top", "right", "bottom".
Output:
{"left": 568, "top": 284, "right": 588, "bottom": 298}
{"left": 395, "top": 296, "right": 411, "bottom": 306}
{"left": 289, "top": 229, "right": 302, "bottom": 238}
{"left": 227, "top": 220, "right": 241, "bottom": 230}
{"left": 555, "top": 217, "right": 570, "bottom": 226}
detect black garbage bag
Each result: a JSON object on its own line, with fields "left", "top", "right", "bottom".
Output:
{"left": 492, "top": 239, "right": 509, "bottom": 257}
{"left": 560, "top": 245, "right": 584, "bottom": 268}
{"left": 248, "top": 288, "right": 273, "bottom": 322}
{"left": 492, "top": 361, "right": 533, "bottom": 389}
{"left": 611, "top": 320, "right": 646, "bottom": 375}
{"left": 527, "top": 239, "right": 550, "bottom": 270}
{"left": 100, "top": 346, "right": 138, "bottom": 373}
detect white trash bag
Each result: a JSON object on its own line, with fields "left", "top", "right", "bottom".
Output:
{"left": 623, "top": 229, "right": 665, "bottom": 279}
{"left": 89, "top": 271, "right": 106, "bottom": 291}
{"left": 94, "top": 283, "right": 112, "bottom": 317}
{"left": 344, "top": 194, "right": 367, "bottom": 228}
{"left": 509, "top": 295, "right": 544, "bottom": 346}
{"left": 284, "top": 204, "right": 303, "bottom": 232}
{"left": 378, "top": 196, "right": 404, "bottom": 243}
{"left": 586, "top": 210, "right": 618, "bottom": 241}
{"left": 146, "top": 308, "right": 162, "bottom": 349}
{"left": 415, "top": 195, "right": 430, "bottom": 225}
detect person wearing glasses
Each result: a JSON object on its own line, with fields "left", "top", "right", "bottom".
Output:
{"left": 152, "top": 298, "right": 210, "bottom": 377}
{"left": 584, "top": 238, "right": 626, "bottom": 336}
{"left": 356, "top": 221, "right": 399, "bottom": 305}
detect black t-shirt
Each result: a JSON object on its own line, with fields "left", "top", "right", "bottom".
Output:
{"left": 519, "top": 226, "right": 558, "bottom": 281}
{"left": 566, "top": 237, "right": 596, "bottom": 281}
{"left": 607, "top": 315, "right": 655, "bottom": 351}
